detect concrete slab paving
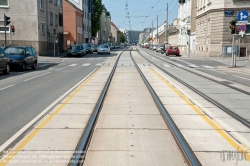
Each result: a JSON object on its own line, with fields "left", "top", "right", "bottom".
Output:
{"left": 84, "top": 151, "right": 186, "bottom": 166}
{"left": 22, "top": 129, "right": 83, "bottom": 151}
{"left": 54, "top": 103, "right": 95, "bottom": 115}
{"left": 35, "top": 114, "right": 90, "bottom": 129}
{"left": 213, "top": 117, "right": 250, "bottom": 132}
{"left": 96, "top": 115, "right": 168, "bottom": 129}
{"left": 181, "top": 129, "right": 236, "bottom": 151}
{"left": 66, "top": 96, "right": 99, "bottom": 104}
{"left": 172, "top": 115, "right": 223, "bottom": 130}
{"left": 164, "top": 105, "right": 201, "bottom": 115}
{"left": 160, "top": 96, "right": 190, "bottom": 105}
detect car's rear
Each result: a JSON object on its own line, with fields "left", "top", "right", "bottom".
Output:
{"left": 166, "top": 46, "right": 180, "bottom": 56}
{"left": 69, "top": 45, "right": 85, "bottom": 57}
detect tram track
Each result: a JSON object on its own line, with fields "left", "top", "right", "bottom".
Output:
{"left": 72, "top": 48, "right": 201, "bottom": 166}
{"left": 137, "top": 48, "right": 250, "bottom": 129}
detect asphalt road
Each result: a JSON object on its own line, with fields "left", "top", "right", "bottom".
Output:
{"left": 0, "top": 51, "right": 119, "bottom": 146}
{"left": 145, "top": 48, "right": 250, "bottom": 87}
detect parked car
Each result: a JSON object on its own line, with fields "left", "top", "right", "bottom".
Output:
{"left": 67, "top": 44, "right": 86, "bottom": 57}
{"left": 156, "top": 44, "right": 164, "bottom": 52}
{"left": 4, "top": 46, "right": 38, "bottom": 71}
{"left": 0, "top": 47, "right": 10, "bottom": 74}
{"left": 152, "top": 45, "right": 157, "bottom": 51}
{"left": 93, "top": 44, "right": 98, "bottom": 52}
{"left": 84, "top": 43, "right": 93, "bottom": 54}
{"left": 97, "top": 44, "right": 111, "bottom": 54}
{"left": 165, "top": 45, "right": 180, "bottom": 56}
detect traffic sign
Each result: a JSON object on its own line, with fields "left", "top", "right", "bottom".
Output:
{"left": 238, "top": 24, "right": 247, "bottom": 32}
{"left": 238, "top": 10, "right": 248, "bottom": 21}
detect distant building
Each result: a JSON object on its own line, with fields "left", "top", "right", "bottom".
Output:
{"left": 98, "top": 4, "right": 111, "bottom": 44}
{"left": 0, "top": 0, "right": 63, "bottom": 55}
{"left": 124, "top": 30, "right": 141, "bottom": 44}
{"left": 110, "top": 22, "right": 119, "bottom": 43}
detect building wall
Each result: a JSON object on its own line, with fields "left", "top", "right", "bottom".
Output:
{"left": 110, "top": 23, "right": 117, "bottom": 43}
{"left": 0, "top": 0, "right": 39, "bottom": 49}
{"left": 82, "top": 0, "right": 91, "bottom": 42}
{"left": 63, "top": 1, "right": 83, "bottom": 49}
{"left": 195, "top": 0, "right": 250, "bottom": 57}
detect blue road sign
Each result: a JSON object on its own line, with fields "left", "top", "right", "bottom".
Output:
{"left": 238, "top": 10, "right": 248, "bottom": 21}
{"left": 88, "top": 0, "right": 93, "bottom": 13}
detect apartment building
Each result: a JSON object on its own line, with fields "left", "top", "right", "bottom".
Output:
{"left": 196, "top": 0, "right": 250, "bottom": 57}
{"left": 82, "top": 0, "right": 91, "bottom": 43}
{"left": 63, "top": 0, "right": 83, "bottom": 50}
{"left": 98, "top": 4, "right": 111, "bottom": 44}
{"left": 110, "top": 22, "right": 118, "bottom": 43}
{"left": 178, "top": 0, "right": 197, "bottom": 53}
{"left": 0, "top": 0, "right": 63, "bottom": 55}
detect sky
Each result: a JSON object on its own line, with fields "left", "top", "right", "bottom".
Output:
{"left": 103, "top": 0, "right": 179, "bottom": 31}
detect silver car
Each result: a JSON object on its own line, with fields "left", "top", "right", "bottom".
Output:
{"left": 97, "top": 44, "right": 111, "bottom": 54}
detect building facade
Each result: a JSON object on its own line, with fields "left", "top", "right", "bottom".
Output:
{"left": 110, "top": 22, "right": 118, "bottom": 43}
{"left": 196, "top": 0, "right": 250, "bottom": 57}
{"left": 82, "top": 0, "right": 91, "bottom": 43}
{"left": 178, "top": 0, "right": 197, "bottom": 53}
{"left": 63, "top": 0, "right": 83, "bottom": 50}
{"left": 98, "top": 4, "right": 111, "bottom": 44}
{"left": 0, "top": 0, "right": 63, "bottom": 56}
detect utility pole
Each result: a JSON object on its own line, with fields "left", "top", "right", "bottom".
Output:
{"left": 157, "top": 15, "right": 158, "bottom": 44}
{"left": 152, "top": 21, "right": 153, "bottom": 43}
{"left": 238, "top": 35, "right": 241, "bottom": 59}
{"left": 231, "top": 34, "right": 235, "bottom": 67}
{"left": 165, "top": 3, "right": 168, "bottom": 43}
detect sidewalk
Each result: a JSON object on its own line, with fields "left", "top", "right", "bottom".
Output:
{"left": 180, "top": 52, "right": 250, "bottom": 74}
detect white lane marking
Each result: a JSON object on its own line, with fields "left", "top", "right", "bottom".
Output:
{"left": 69, "top": 64, "right": 78, "bottom": 67}
{"left": 0, "top": 68, "right": 98, "bottom": 153}
{"left": 24, "top": 72, "right": 51, "bottom": 81}
{"left": 210, "top": 69, "right": 226, "bottom": 74}
{"left": 82, "top": 63, "right": 91, "bottom": 66}
{"left": 0, "top": 84, "right": 15, "bottom": 91}
{"left": 176, "top": 64, "right": 184, "bottom": 67}
{"left": 38, "top": 64, "right": 49, "bottom": 68}
{"left": 162, "top": 64, "right": 172, "bottom": 67}
{"left": 96, "top": 63, "right": 102, "bottom": 66}
{"left": 188, "top": 64, "right": 199, "bottom": 68}
{"left": 61, "top": 60, "right": 65, "bottom": 62}
{"left": 202, "top": 65, "right": 214, "bottom": 69}
{"left": 233, "top": 75, "right": 250, "bottom": 81}
{"left": 55, "top": 66, "right": 68, "bottom": 71}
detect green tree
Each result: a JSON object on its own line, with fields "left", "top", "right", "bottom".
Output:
{"left": 92, "top": 0, "right": 102, "bottom": 37}
{"left": 120, "top": 31, "right": 126, "bottom": 43}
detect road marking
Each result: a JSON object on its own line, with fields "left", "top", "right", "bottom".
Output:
{"left": 82, "top": 63, "right": 91, "bottom": 66}
{"left": 38, "top": 64, "right": 49, "bottom": 68}
{"left": 188, "top": 64, "right": 199, "bottom": 68}
{"left": 233, "top": 75, "right": 250, "bottom": 81}
{"left": 61, "top": 60, "right": 65, "bottom": 62}
{"left": 0, "top": 85, "right": 15, "bottom": 91}
{"left": 210, "top": 69, "right": 226, "bottom": 74}
{"left": 96, "top": 63, "right": 102, "bottom": 66}
{"left": 202, "top": 65, "right": 214, "bottom": 69}
{"left": 23, "top": 72, "right": 51, "bottom": 81}
{"left": 69, "top": 64, "right": 78, "bottom": 67}
{"left": 150, "top": 68, "right": 250, "bottom": 162}
{"left": 0, "top": 68, "right": 100, "bottom": 165}
{"left": 162, "top": 64, "right": 172, "bottom": 67}
{"left": 55, "top": 66, "right": 68, "bottom": 71}
{"left": 176, "top": 64, "right": 184, "bottom": 67}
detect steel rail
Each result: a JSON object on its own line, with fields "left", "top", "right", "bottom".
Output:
{"left": 137, "top": 48, "right": 250, "bottom": 129}
{"left": 130, "top": 49, "right": 202, "bottom": 166}
{"left": 142, "top": 48, "right": 250, "bottom": 96}
{"left": 70, "top": 50, "right": 124, "bottom": 166}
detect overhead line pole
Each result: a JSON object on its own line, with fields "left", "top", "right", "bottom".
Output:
{"left": 157, "top": 15, "right": 158, "bottom": 44}
{"left": 165, "top": 3, "right": 168, "bottom": 44}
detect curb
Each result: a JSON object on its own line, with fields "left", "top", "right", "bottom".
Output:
{"left": 218, "top": 66, "right": 250, "bottom": 74}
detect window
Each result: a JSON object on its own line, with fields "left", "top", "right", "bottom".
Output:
{"left": 54, "top": 0, "right": 57, "bottom": 5}
{"left": 41, "top": 23, "right": 45, "bottom": 34}
{"left": 49, "top": 0, "right": 52, "bottom": 2}
{"left": 50, "top": 12, "right": 53, "bottom": 25}
{"left": 55, "top": 14, "right": 58, "bottom": 26}
{"left": 40, "top": 0, "right": 44, "bottom": 10}
{"left": 59, "top": 13, "right": 63, "bottom": 27}
{"left": 0, "top": 0, "right": 9, "bottom": 7}
{"left": 58, "top": 0, "right": 62, "bottom": 7}
{"left": 0, "top": 0, "right": 8, "bottom": 7}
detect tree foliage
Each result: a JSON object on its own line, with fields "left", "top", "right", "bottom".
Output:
{"left": 92, "top": 0, "right": 102, "bottom": 37}
{"left": 120, "top": 31, "right": 126, "bottom": 43}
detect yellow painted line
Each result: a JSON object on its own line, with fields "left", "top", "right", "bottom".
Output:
{"left": 0, "top": 68, "right": 100, "bottom": 166}
{"left": 149, "top": 67, "right": 250, "bottom": 161}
